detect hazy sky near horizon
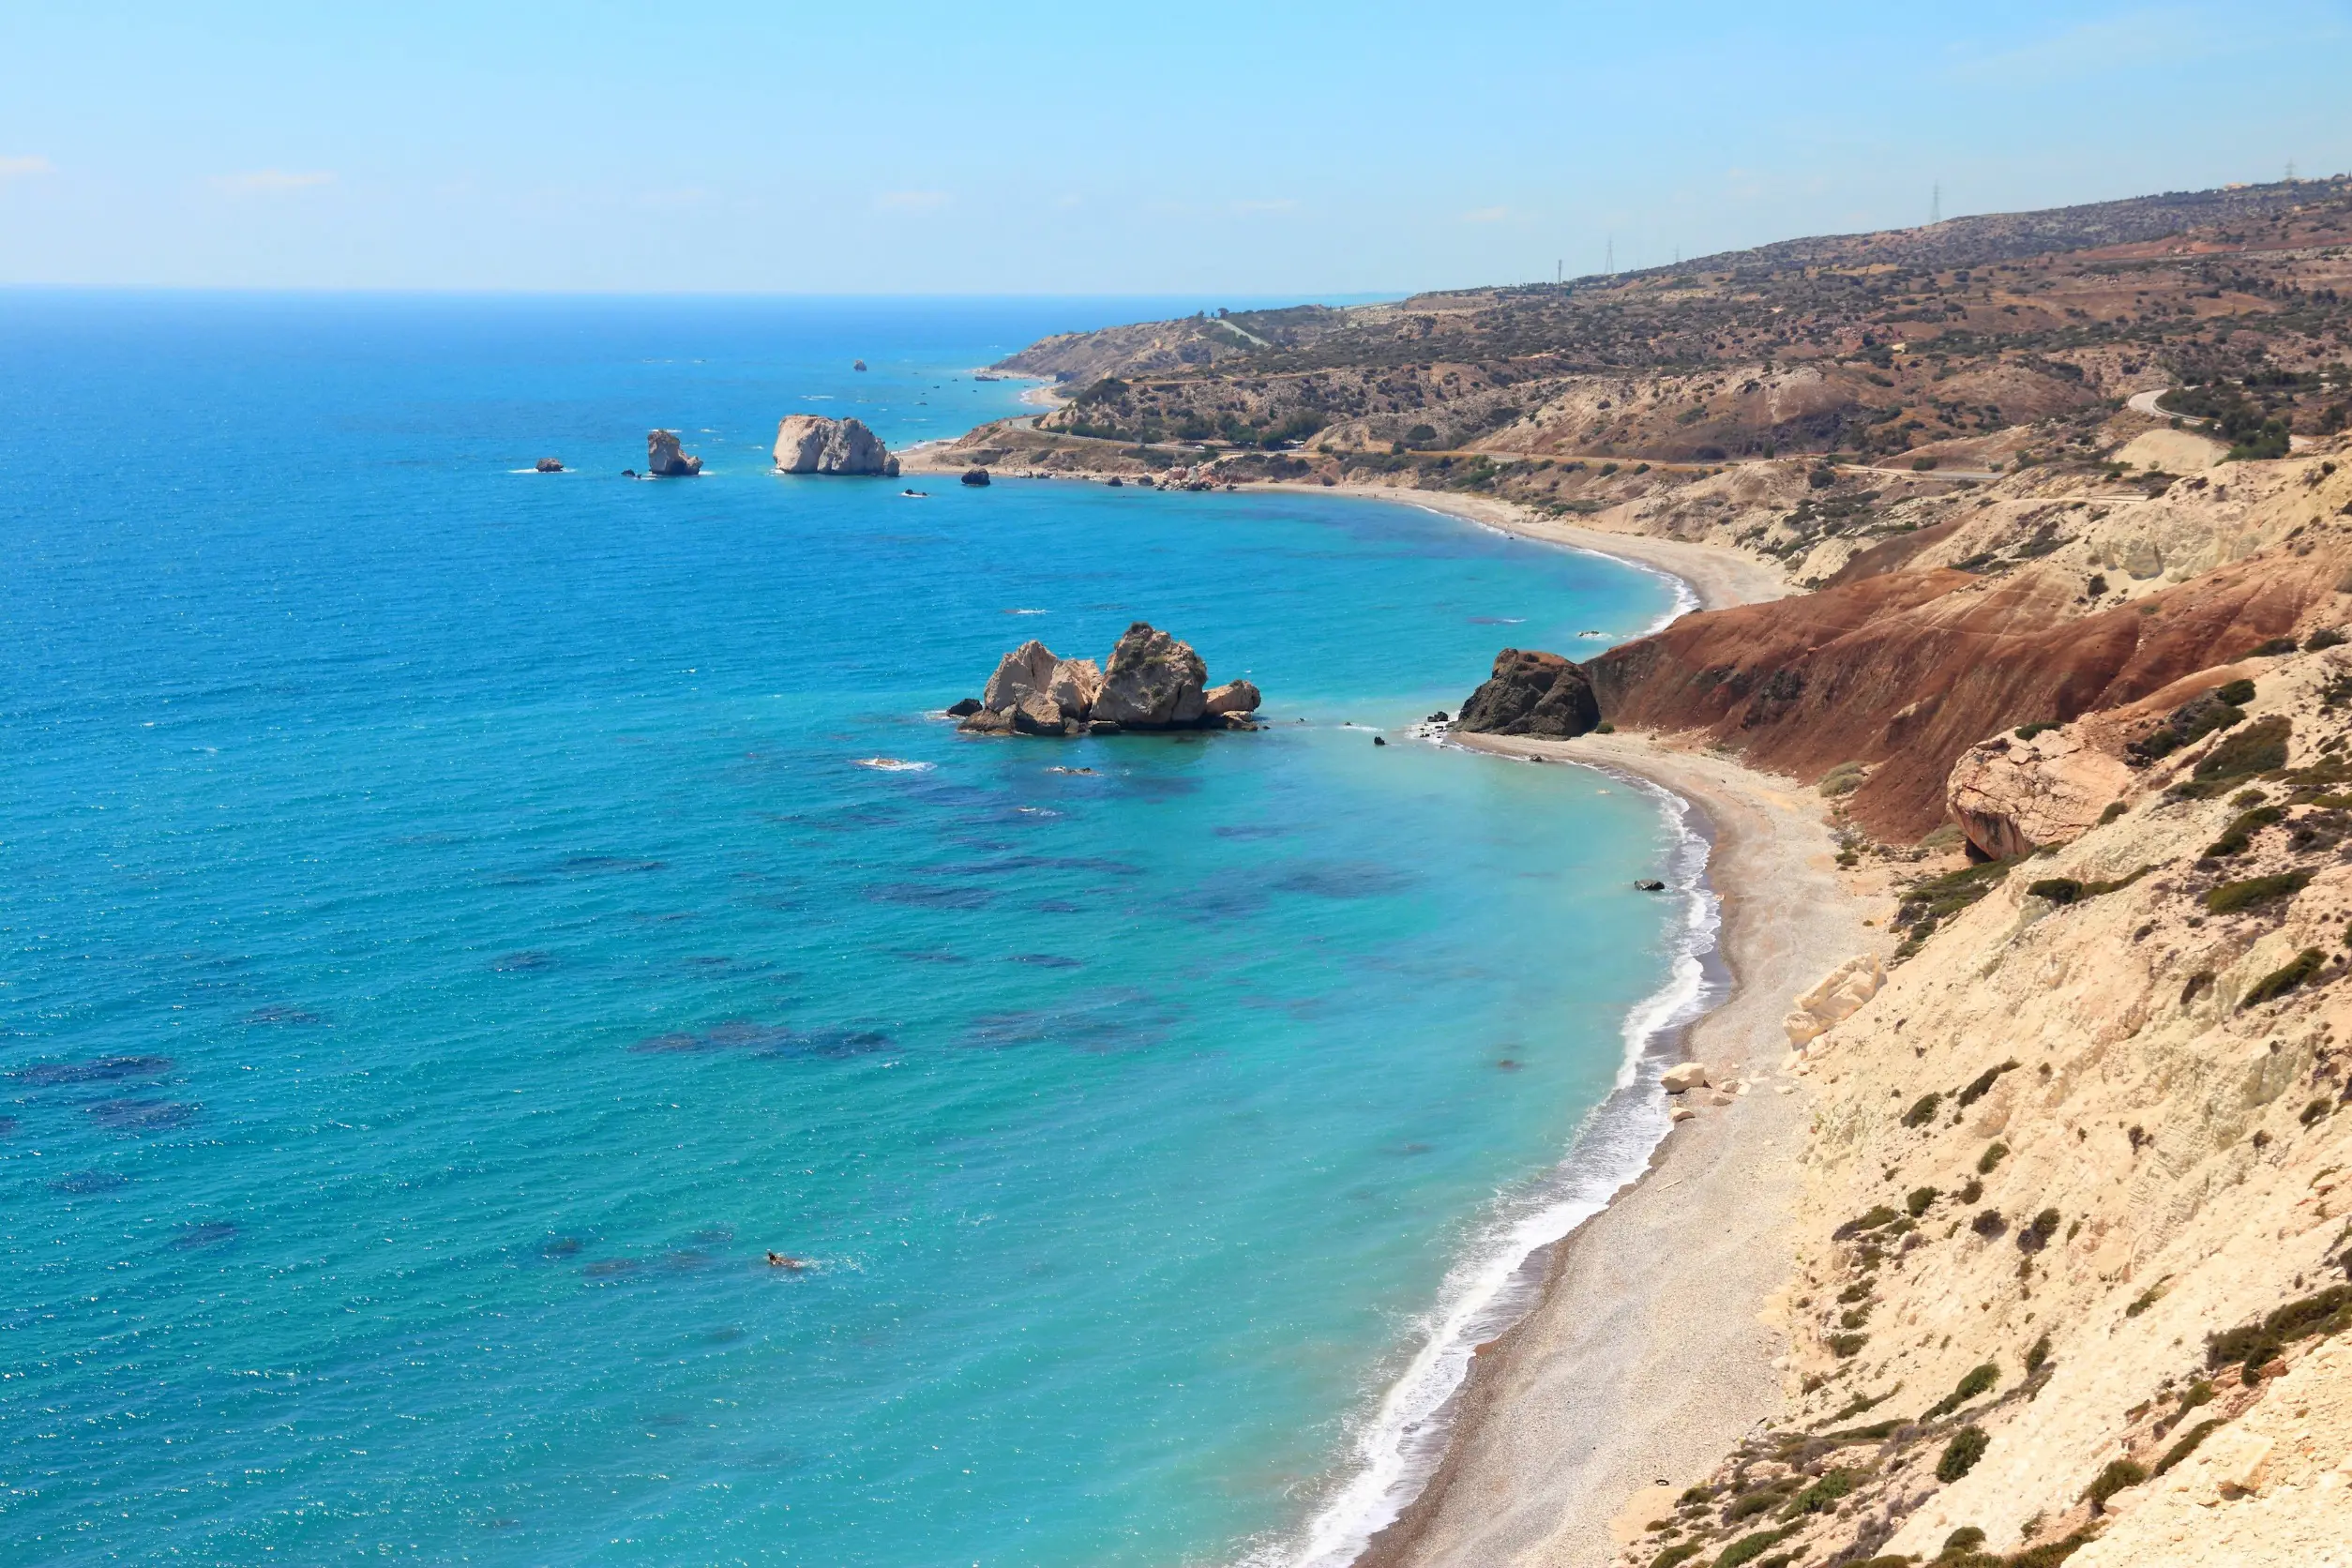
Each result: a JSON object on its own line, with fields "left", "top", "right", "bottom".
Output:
{"left": 4, "top": 1, "right": 2348, "bottom": 296}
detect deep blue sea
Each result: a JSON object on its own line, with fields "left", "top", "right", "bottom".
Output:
{"left": 0, "top": 294, "right": 1710, "bottom": 1568}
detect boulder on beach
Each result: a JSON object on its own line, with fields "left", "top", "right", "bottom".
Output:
{"left": 1455, "top": 648, "right": 1600, "bottom": 738}
{"left": 953, "top": 623, "right": 1258, "bottom": 737}
{"left": 646, "top": 430, "right": 702, "bottom": 477}
{"left": 774, "top": 415, "right": 897, "bottom": 477}
{"left": 1662, "top": 1063, "right": 1711, "bottom": 1093}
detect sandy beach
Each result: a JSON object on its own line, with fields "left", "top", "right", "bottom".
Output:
{"left": 1353, "top": 731, "right": 1875, "bottom": 1568}
{"left": 1314, "top": 487, "right": 1792, "bottom": 614}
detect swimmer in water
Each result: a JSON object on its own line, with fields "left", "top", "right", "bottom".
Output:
{"left": 766, "top": 1251, "right": 807, "bottom": 1270}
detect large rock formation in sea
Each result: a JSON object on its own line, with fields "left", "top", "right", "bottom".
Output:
{"left": 955, "top": 623, "right": 1259, "bottom": 736}
{"left": 646, "top": 430, "right": 702, "bottom": 476}
{"left": 774, "top": 415, "right": 898, "bottom": 476}
{"left": 1455, "top": 648, "right": 1602, "bottom": 738}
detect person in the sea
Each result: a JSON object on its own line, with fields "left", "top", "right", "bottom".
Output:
{"left": 766, "top": 1251, "right": 807, "bottom": 1270}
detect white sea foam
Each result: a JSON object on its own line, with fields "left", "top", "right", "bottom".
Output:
{"left": 1242, "top": 770, "right": 1723, "bottom": 1568}
{"left": 852, "top": 757, "right": 933, "bottom": 773}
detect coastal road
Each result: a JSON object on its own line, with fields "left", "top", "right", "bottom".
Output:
{"left": 2126, "top": 387, "right": 2176, "bottom": 417}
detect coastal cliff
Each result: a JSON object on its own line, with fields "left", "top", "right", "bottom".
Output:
{"left": 962, "top": 175, "right": 2352, "bottom": 1568}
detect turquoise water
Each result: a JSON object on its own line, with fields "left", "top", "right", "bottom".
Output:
{"left": 1, "top": 295, "right": 1698, "bottom": 1567}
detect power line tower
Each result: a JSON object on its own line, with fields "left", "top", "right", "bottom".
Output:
{"left": 2286, "top": 159, "right": 2298, "bottom": 182}
{"left": 1606, "top": 236, "right": 1614, "bottom": 276}
{"left": 1930, "top": 183, "right": 1941, "bottom": 224}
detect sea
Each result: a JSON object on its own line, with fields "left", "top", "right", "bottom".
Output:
{"left": 0, "top": 294, "right": 1716, "bottom": 1568}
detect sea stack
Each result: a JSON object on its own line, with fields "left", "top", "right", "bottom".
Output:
{"left": 773, "top": 415, "right": 898, "bottom": 476}
{"left": 646, "top": 430, "right": 702, "bottom": 477}
{"left": 954, "top": 623, "right": 1260, "bottom": 736}
{"left": 535, "top": 458, "right": 564, "bottom": 473}
{"left": 961, "top": 468, "right": 991, "bottom": 487}
{"left": 1455, "top": 648, "right": 1600, "bottom": 738}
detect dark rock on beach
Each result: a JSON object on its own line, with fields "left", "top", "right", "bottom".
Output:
{"left": 1455, "top": 648, "right": 1601, "bottom": 738}
{"left": 954, "top": 623, "right": 1260, "bottom": 737}
{"left": 646, "top": 430, "right": 702, "bottom": 476}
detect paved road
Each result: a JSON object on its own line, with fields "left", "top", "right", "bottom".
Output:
{"left": 2126, "top": 387, "right": 2175, "bottom": 417}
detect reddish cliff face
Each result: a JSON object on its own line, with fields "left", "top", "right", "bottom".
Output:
{"left": 1583, "top": 549, "right": 2346, "bottom": 840}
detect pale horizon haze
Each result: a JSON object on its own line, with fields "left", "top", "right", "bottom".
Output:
{"left": 4, "top": 0, "right": 2349, "bottom": 297}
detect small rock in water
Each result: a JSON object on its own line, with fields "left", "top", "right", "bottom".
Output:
{"left": 535, "top": 457, "right": 564, "bottom": 473}
{"left": 621, "top": 468, "right": 638, "bottom": 478}
{"left": 1426, "top": 710, "right": 1452, "bottom": 724}
{"left": 646, "top": 430, "right": 702, "bottom": 477}
{"left": 1372, "top": 735, "right": 1387, "bottom": 746}
{"left": 1108, "top": 475, "right": 1124, "bottom": 487}
{"left": 1634, "top": 879, "right": 1666, "bottom": 892}
{"left": 945, "top": 698, "right": 983, "bottom": 717}
{"left": 961, "top": 467, "right": 992, "bottom": 487}
{"left": 852, "top": 359, "right": 867, "bottom": 371}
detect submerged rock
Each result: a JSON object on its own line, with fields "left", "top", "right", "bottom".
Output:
{"left": 954, "top": 623, "right": 1258, "bottom": 737}
{"left": 774, "top": 415, "right": 897, "bottom": 476}
{"left": 646, "top": 430, "right": 702, "bottom": 477}
{"left": 1455, "top": 648, "right": 1600, "bottom": 738}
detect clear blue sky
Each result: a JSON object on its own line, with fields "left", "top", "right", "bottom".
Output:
{"left": 3, "top": 1, "right": 2346, "bottom": 295}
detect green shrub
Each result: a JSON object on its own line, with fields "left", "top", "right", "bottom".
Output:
{"left": 2026, "top": 877, "right": 2084, "bottom": 904}
{"left": 1724, "top": 1485, "right": 1788, "bottom": 1521}
{"left": 2307, "top": 628, "right": 2347, "bottom": 652}
{"left": 1960, "top": 1177, "right": 1983, "bottom": 1203}
{"left": 1712, "top": 1529, "right": 1794, "bottom": 1568}
{"left": 1835, "top": 1204, "right": 1903, "bottom": 1240}
{"left": 2025, "top": 1333, "right": 2052, "bottom": 1374}
{"left": 2098, "top": 800, "right": 2128, "bottom": 824}
{"left": 2153, "top": 1418, "right": 2223, "bottom": 1477}
{"left": 1907, "top": 1184, "right": 1940, "bottom": 1216}
{"left": 1943, "top": 1526, "right": 1987, "bottom": 1554}
{"left": 2191, "top": 715, "right": 2291, "bottom": 786}
{"left": 1781, "top": 1467, "right": 1855, "bottom": 1516}
{"left": 1903, "top": 1093, "right": 1943, "bottom": 1128}
{"left": 2084, "top": 1457, "right": 2147, "bottom": 1510}
{"left": 2204, "top": 871, "right": 2311, "bottom": 914}
{"left": 1651, "top": 1543, "right": 1704, "bottom": 1568}
{"left": 1971, "top": 1209, "right": 2007, "bottom": 1239}
{"left": 2216, "top": 678, "right": 2257, "bottom": 705}
{"left": 2017, "top": 1208, "right": 2061, "bottom": 1252}
{"left": 2007, "top": 1531, "right": 2092, "bottom": 1568}
{"left": 1819, "top": 760, "right": 1869, "bottom": 797}
{"left": 2240, "top": 946, "right": 2326, "bottom": 1007}
{"left": 2014, "top": 720, "right": 2057, "bottom": 740}
{"left": 2205, "top": 804, "right": 2284, "bottom": 856}
{"left": 1924, "top": 1362, "right": 2000, "bottom": 1420}
{"left": 2208, "top": 1283, "right": 2352, "bottom": 1375}
{"left": 1957, "top": 1061, "right": 2019, "bottom": 1108}
{"left": 1937, "top": 1425, "right": 1989, "bottom": 1482}
{"left": 1978, "top": 1141, "right": 2009, "bottom": 1174}
{"left": 1828, "top": 1332, "right": 1869, "bottom": 1357}
{"left": 2303, "top": 1097, "right": 2333, "bottom": 1125}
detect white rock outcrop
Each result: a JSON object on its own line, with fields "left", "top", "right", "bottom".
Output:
{"left": 773, "top": 415, "right": 898, "bottom": 476}
{"left": 1946, "top": 726, "right": 2136, "bottom": 861}
{"left": 1782, "top": 954, "right": 1884, "bottom": 1048}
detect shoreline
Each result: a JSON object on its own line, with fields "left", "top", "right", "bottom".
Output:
{"left": 907, "top": 415, "right": 1849, "bottom": 1568}
{"left": 1344, "top": 731, "right": 1874, "bottom": 1568}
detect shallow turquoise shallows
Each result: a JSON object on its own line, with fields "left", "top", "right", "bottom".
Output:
{"left": 0, "top": 295, "right": 1697, "bottom": 1567}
